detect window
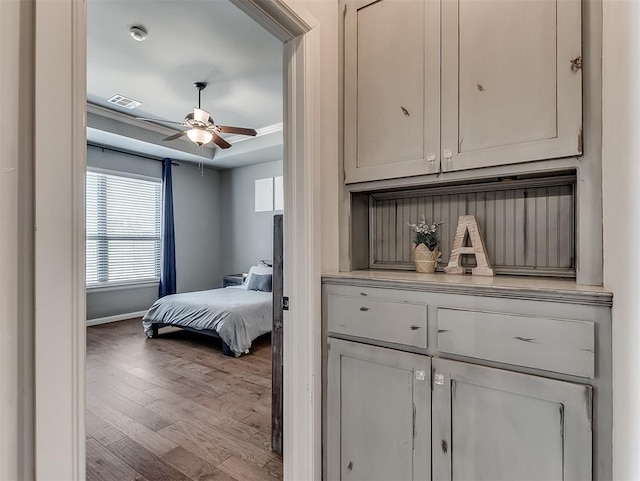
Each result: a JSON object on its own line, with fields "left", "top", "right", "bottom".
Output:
{"left": 86, "top": 170, "right": 162, "bottom": 287}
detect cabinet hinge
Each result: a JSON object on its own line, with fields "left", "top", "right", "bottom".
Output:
{"left": 412, "top": 402, "right": 417, "bottom": 445}
{"left": 431, "top": 365, "right": 437, "bottom": 392}
{"left": 578, "top": 128, "right": 583, "bottom": 153}
{"left": 585, "top": 386, "right": 593, "bottom": 433}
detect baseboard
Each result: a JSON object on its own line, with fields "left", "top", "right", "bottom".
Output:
{"left": 86, "top": 310, "right": 147, "bottom": 327}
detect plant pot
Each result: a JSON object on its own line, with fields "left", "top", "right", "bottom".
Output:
{"left": 412, "top": 243, "right": 440, "bottom": 273}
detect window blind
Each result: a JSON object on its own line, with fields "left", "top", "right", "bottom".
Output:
{"left": 86, "top": 171, "right": 162, "bottom": 286}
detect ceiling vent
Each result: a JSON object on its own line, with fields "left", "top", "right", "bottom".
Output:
{"left": 107, "top": 94, "right": 142, "bottom": 110}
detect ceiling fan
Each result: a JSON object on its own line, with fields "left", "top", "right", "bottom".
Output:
{"left": 136, "top": 82, "right": 257, "bottom": 149}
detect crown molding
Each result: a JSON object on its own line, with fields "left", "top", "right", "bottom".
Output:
{"left": 87, "top": 103, "right": 283, "bottom": 146}
{"left": 225, "top": 122, "right": 284, "bottom": 144}
{"left": 86, "top": 103, "right": 178, "bottom": 136}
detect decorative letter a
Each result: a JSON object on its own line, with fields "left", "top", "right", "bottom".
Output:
{"left": 444, "top": 215, "right": 495, "bottom": 276}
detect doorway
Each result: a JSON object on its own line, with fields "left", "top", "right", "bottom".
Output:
{"left": 33, "top": 1, "right": 322, "bottom": 479}
{"left": 84, "top": 3, "right": 285, "bottom": 476}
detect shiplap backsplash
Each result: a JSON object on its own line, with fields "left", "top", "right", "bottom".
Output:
{"left": 370, "top": 176, "right": 575, "bottom": 276}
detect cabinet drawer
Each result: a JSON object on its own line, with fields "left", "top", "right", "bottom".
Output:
{"left": 437, "top": 307, "right": 594, "bottom": 378}
{"left": 327, "top": 294, "right": 428, "bottom": 348}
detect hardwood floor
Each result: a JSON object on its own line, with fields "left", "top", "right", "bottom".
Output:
{"left": 86, "top": 319, "right": 282, "bottom": 481}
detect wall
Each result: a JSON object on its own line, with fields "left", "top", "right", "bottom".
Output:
{"left": 602, "top": 1, "right": 640, "bottom": 479}
{"left": 219, "top": 160, "right": 283, "bottom": 275}
{"left": 285, "top": 2, "right": 339, "bottom": 478}
{"left": 0, "top": 0, "right": 34, "bottom": 479}
{"left": 304, "top": 0, "right": 340, "bottom": 275}
{"left": 173, "top": 160, "right": 223, "bottom": 292}
{"left": 86, "top": 146, "right": 222, "bottom": 320}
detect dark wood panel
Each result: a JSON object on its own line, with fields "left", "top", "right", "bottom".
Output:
{"left": 86, "top": 438, "right": 140, "bottom": 481}
{"left": 106, "top": 437, "right": 192, "bottom": 481}
{"left": 242, "top": 412, "right": 271, "bottom": 437}
{"left": 87, "top": 361, "right": 159, "bottom": 392}
{"left": 85, "top": 410, "right": 126, "bottom": 447}
{"left": 247, "top": 431, "right": 272, "bottom": 451}
{"left": 263, "top": 457, "right": 283, "bottom": 479}
{"left": 87, "top": 374, "right": 159, "bottom": 406}
{"left": 86, "top": 467, "right": 107, "bottom": 481}
{"left": 146, "top": 397, "right": 259, "bottom": 440}
{"left": 96, "top": 390, "right": 172, "bottom": 432}
{"left": 86, "top": 393, "right": 178, "bottom": 456}
{"left": 271, "top": 214, "right": 283, "bottom": 455}
{"left": 167, "top": 419, "right": 275, "bottom": 466}
{"left": 86, "top": 318, "right": 282, "bottom": 481}
{"left": 162, "top": 446, "right": 236, "bottom": 481}
{"left": 218, "top": 456, "right": 280, "bottom": 481}
{"left": 156, "top": 422, "right": 235, "bottom": 466}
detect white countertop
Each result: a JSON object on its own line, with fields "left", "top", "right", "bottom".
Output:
{"left": 321, "top": 270, "right": 612, "bottom": 306}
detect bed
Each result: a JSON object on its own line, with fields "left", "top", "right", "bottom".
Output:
{"left": 142, "top": 263, "right": 274, "bottom": 356}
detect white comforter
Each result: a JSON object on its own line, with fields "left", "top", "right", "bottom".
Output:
{"left": 142, "top": 287, "right": 272, "bottom": 355}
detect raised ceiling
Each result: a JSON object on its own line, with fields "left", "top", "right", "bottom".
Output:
{"left": 87, "top": 0, "right": 283, "bottom": 169}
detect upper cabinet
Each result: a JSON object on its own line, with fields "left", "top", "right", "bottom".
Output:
{"left": 441, "top": 0, "right": 582, "bottom": 172}
{"left": 344, "top": 0, "right": 441, "bottom": 183}
{"left": 343, "top": 0, "right": 582, "bottom": 184}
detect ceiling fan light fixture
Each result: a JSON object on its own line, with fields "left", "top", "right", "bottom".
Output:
{"left": 139, "top": 81, "right": 256, "bottom": 150}
{"left": 193, "top": 108, "right": 210, "bottom": 125}
{"left": 187, "top": 128, "right": 213, "bottom": 146}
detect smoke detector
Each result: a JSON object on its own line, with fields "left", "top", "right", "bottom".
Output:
{"left": 129, "top": 25, "right": 147, "bottom": 42}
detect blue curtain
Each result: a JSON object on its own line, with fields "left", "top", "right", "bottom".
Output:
{"left": 159, "top": 158, "right": 177, "bottom": 297}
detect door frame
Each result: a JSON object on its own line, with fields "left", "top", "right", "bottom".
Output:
{"left": 34, "top": 0, "right": 322, "bottom": 479}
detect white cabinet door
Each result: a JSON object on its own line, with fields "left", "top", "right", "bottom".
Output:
{"left": 326, "top": 338, "right": 431, "bottom": 480}
{"left": 432, "top": 358, "right": 592, "bottom": 481}
{"left": 344, "top": 0, "right": 440, "bottom": 183}
{"left": 440, "top": 0, "right": 582, "bottom": 172}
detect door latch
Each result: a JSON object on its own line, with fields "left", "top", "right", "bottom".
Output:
{"left": 282, "top": 296, "right": 289, "bottom": 311}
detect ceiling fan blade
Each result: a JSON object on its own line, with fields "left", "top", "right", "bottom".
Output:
{"left": 136, "top": 117, "right": 186, "bottom": 127}
{"left": 217, "top": 125, "right": 257, "bottom": 136}
{"left": 212, "top": 132, "right": 232, "bottom": 149}
{"left": 193, "top": 108, "right": 211, "bottom": 124}
{"left": 162, "top": 131, "right": 187, "bottom": 141}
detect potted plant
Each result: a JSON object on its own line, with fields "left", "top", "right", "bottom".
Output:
{"left": 408, "top": 218, "right": 443, "bottom": 273}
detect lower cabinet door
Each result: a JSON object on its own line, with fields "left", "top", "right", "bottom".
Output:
{"left": 432, "top": 358, "right": 592, "bottom": 481}
{"left": 327, "top": 338, "right": 431, "bottom": 481}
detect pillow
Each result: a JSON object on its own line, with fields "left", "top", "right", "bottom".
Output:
{"left": 238, "top": 264, "right": 273, "bottom": 289}
{"left": 249, "top": 264, "right": 272, "bottom": 275}
{"left": 246, "top": 273, "right": 272, "bottom": 292}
